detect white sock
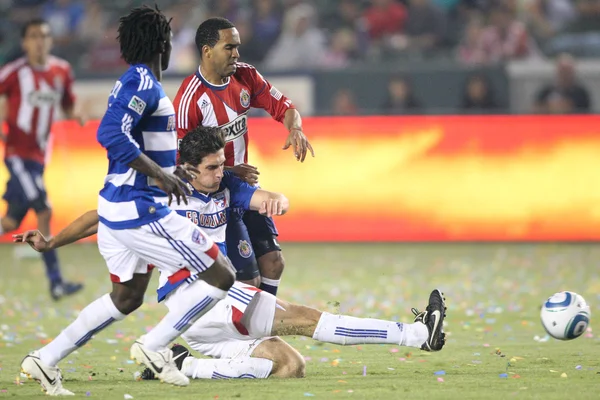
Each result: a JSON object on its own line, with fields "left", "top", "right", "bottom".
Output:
{"left": 312, "top": 312, "right": 429, "bottom": 348}
{"left": 39, "top": 294, "right": 126, "bottom": 366}
{"left": 182, "top": 356, "right": 273, "bottom": 379}
{"left": 144, "top": 280, "right": 227, "bottom": 352}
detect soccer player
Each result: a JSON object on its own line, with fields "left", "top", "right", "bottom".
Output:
{"left": 18, "top": 6, "right": 236, "bottom": 394}
{"left": 0, "top": 18, "right": 85, "bottom": 300}
{"left": 174, "top": 17, "right": 315, "bottom": 296}
{"left": 15, "top": 126, "right": 446, "bottom": 381}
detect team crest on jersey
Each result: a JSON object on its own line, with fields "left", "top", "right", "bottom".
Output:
{"left": 238, "top": 240, "right": 252, "bottom": 258}
{"left": 212, "top": 192, "right": 227, "bottom": 208}
{"left": 192, "top": 229, "right": 206, "bottom": 246}
{"left": 128, "top": 95, "right": 146, "bottom": 115}
{"left": 240, "top": 88, "right": 251, "bottom": 108}
{"left": 167, "top": 115, "right": 176, "bottom": 131}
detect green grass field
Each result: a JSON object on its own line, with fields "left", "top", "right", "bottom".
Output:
{"left": 0, "top": 243, "right": 599, "bottom": 399}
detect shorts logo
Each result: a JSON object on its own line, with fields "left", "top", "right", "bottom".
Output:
{"left": 192, "top": 229, "right": 206, "bottom": 246}
{"left": 128, "top": 95, "right": 147, "bottom": 115}
{"left": 240, "top": 88, "right": 251, "bottom": 108}
{"left": 238, "top": 240, "right": 252, "bottom": 258}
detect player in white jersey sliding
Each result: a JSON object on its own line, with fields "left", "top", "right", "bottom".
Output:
{"left": 174, "top": 17, "right": 315, "bottom": 297}
{"left": 18, "top": 6, "right": 236, "bottom": 395}
{"left": 15, "top": 126, "right": 447, "bottom": 381}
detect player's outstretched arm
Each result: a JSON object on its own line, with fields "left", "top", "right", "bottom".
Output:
{"left": 249, "top": 189, "right": 289, "bottom": 217}
{"left": 13, "top": 210, "right": 99, "bottom": 252}
{"left": 283, "top": 109, "right": 314, "bottom": 163}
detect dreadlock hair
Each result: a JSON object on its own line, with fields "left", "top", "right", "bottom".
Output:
{"left": 118, "top": 5, "right": 172, "bottom": 65}
{"left": 179, "top": 126, "right": 226, "bottom": 166}
{"left": 21, "top": 18, "right": 49, "bottom": 38}
{"left": 195, "top": 17, "right": 235, "bottom": 59}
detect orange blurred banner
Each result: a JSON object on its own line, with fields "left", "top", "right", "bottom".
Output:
{"left": 1, "top": 115, "right": 600, "bottom": 242}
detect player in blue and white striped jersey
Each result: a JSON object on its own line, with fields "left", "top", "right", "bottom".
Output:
{"left": 20, "top": 6, "right": 235, "bottom": 395}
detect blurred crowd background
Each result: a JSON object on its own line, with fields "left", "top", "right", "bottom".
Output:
{"left": 1, "top": 0, "right": 599, "bottom": 115}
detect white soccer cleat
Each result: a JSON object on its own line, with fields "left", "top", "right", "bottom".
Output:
{"left": 130, "top": 336, "right": 190, "bottom": 386}
{"left": 20, "top": 351, "right": 74, "bottom": 396}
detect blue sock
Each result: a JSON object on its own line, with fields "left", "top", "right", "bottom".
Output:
{"left": 259, "top": 277, "right": 280, "bottom": 296}
{"left": 42, "top": 249, "right": 63, "bottom": 285}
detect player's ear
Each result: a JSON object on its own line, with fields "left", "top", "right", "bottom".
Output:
{"left": 202, "top": 45, "right": 211, "bottom": 59}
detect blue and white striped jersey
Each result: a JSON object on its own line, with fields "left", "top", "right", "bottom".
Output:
{"left": 96, "top": 65, "right": 177, "bottom": 229}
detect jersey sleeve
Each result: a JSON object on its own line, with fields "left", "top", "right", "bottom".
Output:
{"left": 96, "top": 75, "right": 159, "bottom": 165}
{"left": 0, "top": 65, "right": 16, "bottom": 96}
{"left": 61, "top": 63, "right": 76, "bottom": 110}
{"left": 174, "top": 76, "right": 203, "bottom": 149}
{"left": 244, "top": 65, "right": 294, "bottom": 123}
{"left": 223, "top": 171, "right": 257, "bottom": 210}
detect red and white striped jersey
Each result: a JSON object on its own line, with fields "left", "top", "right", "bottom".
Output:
{"left": 0, "top": 56, "right": 75, "bottom": 164}
{"left": 174, "top": 62, "right": 294, "bottom": 166}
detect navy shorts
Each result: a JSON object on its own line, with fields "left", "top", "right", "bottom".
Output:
{"left": 3, "top": 157, "right": 49, "bottom": 222}
{"left": 225, "top": 210, "right": 281, "bottom": 281}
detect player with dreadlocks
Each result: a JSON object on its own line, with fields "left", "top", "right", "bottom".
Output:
{"left": 20, "top": 6, "right": 236, "bottom": 394}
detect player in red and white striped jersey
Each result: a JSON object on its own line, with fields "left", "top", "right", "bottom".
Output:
{"left": 174, "top": 18, "right": 315, "bottom": 297}
{"left": 0, "top": 19, "right": 84, "bottom": 300}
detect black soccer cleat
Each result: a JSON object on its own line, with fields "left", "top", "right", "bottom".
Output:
{"left": 412, "top": 289, "right": 446, "bottom": 352}
{"left": 141, "top": 343, "right": 191, "bottom": 380}
{"left": 50, "top": 281, "right": 84, "bottom": 301}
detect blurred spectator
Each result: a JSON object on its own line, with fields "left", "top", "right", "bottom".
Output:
{"left": 322, "top": 0, "right": 369, "bottom": 58}
{"left": 533, "top": 53, "right": 591, "bottom": 114}
{"left": 42, "top": 0, "right": 85, "bottom": 46}
{"left": 563, "top": 0, "right": 600, "bottom": 33}
{"left": 402, "top": 0, "right": 448, "bottom": 52}
{"left": 476, "top": 4, "right": 538, "bottom": 64}
{"left": 321, "top": 28, "right": 359, "bottom": 69}
{"left": 363, "top": 0, "right": 407, "bottom": 41}
{"left": 242, "top": 0, "right": 283, "bottom": 63}
{"left": 456, "top": 14, "right": 486, "bottom": 64}
{"left": 83, "top": 23, "right": 126, "bottom": 73}
{"left": 205, "top": 0, "right": 241, "bottom": 23}
{"left": 460, "top": 73, "right": 498, "bottom": 113}
{"left": 263, "top": 3, "right": 326, "bottom": 71}
{"left": 331, "top": 89, "right": 359, "bottom": 115}
{"left": 381, "top": 75, "right": 422, "bottom": 114}
{"left": 524, "top": 0, "right": 576, "bottom": 42}
{"left": 76, "top": 2, "right": 108, "bottom": 46}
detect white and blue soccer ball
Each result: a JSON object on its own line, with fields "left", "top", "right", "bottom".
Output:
{"left": 540, "top": 291, "right": 591, "bottom": 341}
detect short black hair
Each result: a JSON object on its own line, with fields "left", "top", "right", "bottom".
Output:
{"left": 21, "top": 18, "right": 48, "bottom": 38}
{"left": 179, "top": 126, "right": 226, "bottom": 166}
{"left": 117, "top": 5, "right": 172, "bottom": 65}
{"left": 195, "top": 17, "right": 235, "bottom": 57}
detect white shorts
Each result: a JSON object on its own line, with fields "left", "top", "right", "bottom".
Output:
{"left": 98, "top": 211, "right": 218, "bottom": 283}
{"left": 165, "top": 282, "right": 277, "bottom": 359}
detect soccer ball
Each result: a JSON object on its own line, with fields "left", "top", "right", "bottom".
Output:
{"left": 540, "top": 291, "right": 591, "bottom": 340}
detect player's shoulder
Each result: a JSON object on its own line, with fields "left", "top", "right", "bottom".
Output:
{"left": 0, "top": 57, "right": 27, "bottom": 82}
{"left": 175, "top": 71, "right": 205, "bottom": 99}
{"left": 48, "top": 55, "right": 72, "bottom": 72}
{"left": 118, "top": 65, "right": 163, "bottom": 98}
{"left": 233, "top": 62, "right": 264, "bottom": 82}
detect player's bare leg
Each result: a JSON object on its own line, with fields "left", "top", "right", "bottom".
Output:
{"left": 130, "top": 252, "right": 235, "bottom": 386}
{"left": 268, "top": 293, "right": 445, "bottom": 350}
{"left": 0, "top": 215, "right": 18, "bottom": 233}
{"left": 36, "top": 208, "right": 83, "bottom": 300}
{"left": 257, "top": 249, "right": 284, "bottom": 295}
{"left": 21, "top": 273, "right": 152, "bottom": 395}
{"left": 145, "top": 337, "right": 304, "bottom": 381}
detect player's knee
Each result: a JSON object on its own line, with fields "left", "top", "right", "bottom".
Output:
{"left": 1, "top": 217, "right": 19, "bottom": 233}
{"left": 110, "top": 288, "right": 144, "bottom": 315}
{"left": 213, "top": 253, "right": 236, "bottom": 291}
{"left": 258, "top": 250, "right": 285, "bottom": 278}
{"left": 274, "top": 350, "right": 306, "bottom": 379}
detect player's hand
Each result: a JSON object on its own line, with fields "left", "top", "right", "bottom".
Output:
{"left": 156, "top": 172, "right": 191, "bottom": 206}
{"left": 12, "top": 230, "right": 52, "bottom": 252}
{"left": 174, "top": 164, "right": 200, "bottom": 182}
{"left": 229, "top": 163, "right": 260, "bottom": 185}
{"left": 72, "top": 112, "right": 87, "bottom": 127}
{"left": 283, "top": 128, "right": 314, "bottom": 162}
{"left": 258, "top": 198, "right": 284, "bottom": 217}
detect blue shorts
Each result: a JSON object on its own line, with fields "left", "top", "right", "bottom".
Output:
{"left": 225, "top": 210, "right": 281, "bottom": 281}
{"left": 3, "top": 157, "right": 49, "bottom": 222}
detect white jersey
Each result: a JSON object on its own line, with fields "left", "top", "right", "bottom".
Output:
{"left": 156, "top": 171, "right": 256, "bottom": 302}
